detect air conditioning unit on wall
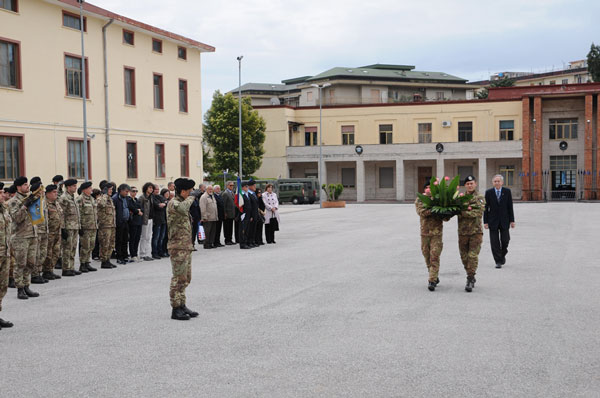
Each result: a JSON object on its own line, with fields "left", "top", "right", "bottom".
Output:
{"left": 442, "top": 121, "right": 452, "bottom": 128}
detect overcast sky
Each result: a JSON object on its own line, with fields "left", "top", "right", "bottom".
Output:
{"left": 92, "top": 0, "right": 599, "bottom": 116}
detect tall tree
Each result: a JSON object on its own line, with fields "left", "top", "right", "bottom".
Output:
{"left": 587, "top": 42, "right": 600, "bottom": 82}
{"left": 203, "top": 91, "right": 266, "bottom": 177}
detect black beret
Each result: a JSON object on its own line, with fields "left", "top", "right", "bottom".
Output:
{"left": 45, "top": 184, "right": 57, "bottom": 193}
{"left": 99, "top": 180, "right": 108, "bottom": 189}
{"left": 52, "top": 175, "right": 64, "bottom": 183}
{"left": 241, "top": 181, "right": 248, "bottom": 187}
{"left": 423, "top": 181, "right": 431, "bottom": 190}
{"left": 30, "top": 176, "right": 41, "bottom": 185}
{"left": 64, "top": 179, "right": 78, "bottom": 187}
{"left": 174, "top": 178, "right": 195, "bottom": 191}
{"left": 77, "top": 187, "right": 82, "bottom": 195}
{"left": 463, "top": 175, "right": 476, "bottom": 185}
{"left": 6, "top": 185, "right": 16, "bottom": 194}
{"left": 30, "top": 182, "right": 42, "bottom": 193}
{"left": 80, "top": 181, "right": 92, "bottom": 190}
{"left": 14, "top": 176, "right": 27, "bottom": 187}
{"left": 248, "top": 179, "right": 256, "bottom": 186}
{"left": 0, "top": 182, "right": 4, "bottom": 190}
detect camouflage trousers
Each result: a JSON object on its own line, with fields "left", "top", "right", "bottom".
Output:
{"left": 0, "top": 255, "right": 8, "bottom": 311}
{"left": 98, "top": 227, "right": 115, "bottom": 262}
{"left": 9, "top": 251, "right": 14, "bottom": 279}
{"left": 79, "top": 229, "right": 97, "bottom": 263}
{"left": 61, "top": 229, "right": 79, "bottom": 271}
{"left": 12, "top": 237, "right": 37, "bottom": 288}
{"left": 169, "top": 249, "right": 192, "bottom": 308}
{"left": 421, "top": 235, "right": 443, "bottom": 283}
{"left": 36, "top": 232, "right": 48, "bottom": 275}
{"left": 458, "top": 233, "right": 483, "bottom": 278}
{"left": 44, "top": 232, "right": 61, "bottom": 272}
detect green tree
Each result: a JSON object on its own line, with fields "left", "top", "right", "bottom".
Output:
{"left": 203, "top": 91, "right": 266, "bottom": 177}
{"left": 476, "top": 76, "right": 516, "bottom": 99}
{"left": 587, "top": 42, "right": 600, "bottom": 82}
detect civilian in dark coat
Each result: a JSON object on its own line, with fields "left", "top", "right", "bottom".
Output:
{"left": 127, "top": 187, "right": 143, "bottom": 261}
{"left": 112, "top": 184, "right": 131, "bottom": 264}
{"left": 190, "top": 184, "right": 205, "bottom": 247}
{"left": 484, "top": 174, "right": 515, "bottom": 268}
{"left": 247, "top": 181, "right": 260, "bottom": 247}
{"left": 255, "top": 189, "right": 265, "bottom": 245}
{"left": 151, "top": 188, "right": 168, "bottom": 258}
{"left": 240, "top": 182, "right": 253, "bottom": 249}
{"left": 214, "top": 185, "right": 225, "bottom": 247}
{"left": 222, "top": 181, "right": 236, "bottom": 245}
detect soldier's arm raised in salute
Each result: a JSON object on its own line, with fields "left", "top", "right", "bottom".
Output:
{"left": 172, "top": 195, "right": 195, "bottom": 214}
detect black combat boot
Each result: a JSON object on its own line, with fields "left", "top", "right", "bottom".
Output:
{"left": 62, "top": 270, "right": 76, "bottom": 277}
{"left": 31, "top": 275, "right": 45, "bottom": 284}
{"left": 428, "top": 281, "right": 436, "bottom": 291}
{"left": 465, "top": 278, "right": 475, "bottom": 292}
{"left": 171, "top": 307, "right": 191, "bottom": 321}
{"left": 0, "top": 318, "right": 13, "bottom": 328}
{"left": 42, "top": 271, "right": 56, "bottom": 280}
{"left": 52, "top": 272, "right": 62, "bottom": 279}
{"left": 100, "top": 261, "right": 112, "bottom": 269}
{"left": 74, "top": 269, "right": 82, "bottom": 275}
{"left": 24, "top": 285, "right": 39, "bottom": 297}
{"left": 434, "top": 277, "right": 440, "bottom": 286}
{"left": 79, "top": 264, "right": 89, "bottom": 273}
{"left": 85, "top": 263, "right": 97, "bottom": 272}
{"left": 8, "top": 277, "right": 15, "bottom": 288}
{"left": 181, "top": 305, "right": 199, "bottom": 318}
{"left": 55, "top": 258, "right": 62, "bottom": 269}
{"left": 17, "top": 288, "right": 28, "bottom": 299}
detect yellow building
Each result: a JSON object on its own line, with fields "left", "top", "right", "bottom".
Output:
{"left": 0, "top": 0, "right": 214, "bottom": 185}
{"left": 252, "top": 99, "right": 523, "bottom": 201}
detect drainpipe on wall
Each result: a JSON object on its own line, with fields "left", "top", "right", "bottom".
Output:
{"left": 102, "top": 19, "right": 114, "bottom": 181}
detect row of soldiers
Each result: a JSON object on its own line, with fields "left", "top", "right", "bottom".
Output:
{"left": 0, "top": 175, "right": 119, "bottom": 330}
{"left": 415, "top": 175, "right": 486, "bottom": 292}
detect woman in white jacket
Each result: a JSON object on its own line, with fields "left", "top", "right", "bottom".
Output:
{"left": 263, "top": 184, "right": 280, "bottom": 244}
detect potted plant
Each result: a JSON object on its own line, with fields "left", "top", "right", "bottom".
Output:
{"left": 416, "top": 176, "right": 476, "bottom": 218}
{"left": 321, "top": 183, "right": 346, "bottom": 208}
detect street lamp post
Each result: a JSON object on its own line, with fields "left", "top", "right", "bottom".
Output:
{"left": 237, "top": 56, "right": 243, "bottom": 180}
{"left": 78, "top": 0, "right": 89, "bottom": 181}
{"left": 310, "top": 83, "right": 331, "bottom": 208}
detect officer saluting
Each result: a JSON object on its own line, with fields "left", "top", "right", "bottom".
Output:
{"left": 457, "top": 175, "right": 485, "bottom": 292}
{"left": 167, "top": 178, "right": 201, "bottom": 321}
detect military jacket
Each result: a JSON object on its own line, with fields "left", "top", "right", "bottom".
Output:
{"left": 7, "top": 191, "right": 37, "bottom": 239}
{"left": 77, "top": 193, "right": 98, "bottom": 230}
{"left": 457, "top": 191, "right": 485, "bottom": 235}
{"left": 47, "top": 199, "right": 64, "bottom": 234}
{"left": 97, "top": 194, "right": 116, "bottom": 228}
{"left": 167, "top": 195, "right": 195, "bottom": 251}
{"left": 59, "top": 191, "right": 81, "bottom": 230}
{"left": 0, "top": 202, "right": 11, "bottom": 255}
{"left": 415, "top": 197, "right": 443, "bottom": 236}
{"left": 36, "top": 197, "right": 49, "bottom": 234}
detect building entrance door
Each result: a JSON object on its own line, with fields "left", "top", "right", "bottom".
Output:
{"left": 418, "top": 166, "right": 433, "bottom": 193}
{"left": 550, "top": 155, "right": 576, "bottom": 201}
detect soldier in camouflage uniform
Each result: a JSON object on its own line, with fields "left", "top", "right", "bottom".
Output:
{"left": 415, "top": 182, "right": 444, "bottom": 292}
{"left": 0, "top": 182, "right": 14, "bottom": 329}
{"left": 59, "top": 179, "right": 81, "bottom": 277}
{"left": 7, "top": 177, "right": 42, "bottom": 299}
{"left": 97, "top": 181, "right": 117, "bottom": 269}
{"left": 29, "top": 177, "right": 49, "bottom": 284}
{"left": 76, "top": 181, "right": 98, "bottom": 273}
{"left": 457, "top": 175, "right": 485, "bottom": 292}
{"left": 5, "top": 185, "right": 17, "bottom": 289}
{"left": 42, "top": 185, "right": 63, "bottom": 280}
{"left": 167, "top": 178, "right": 201, "bottom": 321}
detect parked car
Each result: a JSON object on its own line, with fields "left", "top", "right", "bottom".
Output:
{"left": 275, "top": 178, "right": 320, "bottom": 204}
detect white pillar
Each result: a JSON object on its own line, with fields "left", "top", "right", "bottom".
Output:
{"left": 396, "top": 159, "right": 404, "bottom": 201}
{"left": 478, "top": 158, "right": 487, "bottom": 192}
{"left": 356, "top": 159, "right": 365, "bottom": 202}
{"left": 436, "top": 157, "right": 444, "bottom": 179}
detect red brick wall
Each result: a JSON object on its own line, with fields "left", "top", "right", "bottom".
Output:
{"left": 521, "top": 97, "right": 531, "bottom": 200}
{"left": 533, "top": 97, "right": 543, "bottom": 200}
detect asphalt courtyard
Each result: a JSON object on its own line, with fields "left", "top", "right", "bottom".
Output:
{"left": 1, "top": 202, "right": 599, "bottom": 398}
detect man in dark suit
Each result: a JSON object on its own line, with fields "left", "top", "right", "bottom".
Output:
{"left": 213, "top": 185, "right": 225, "bottom": 247}
{"left": 221, "top": 181, "right": 236, "bottom": 245}
{"left": 484, "top": 174, "right": 515, "bottom": 268}
{"left": 247, "top": 180, "right": 260, "bottom": 248}
{"left": 240, "top": 182, "right": 253, "bottom": 249}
